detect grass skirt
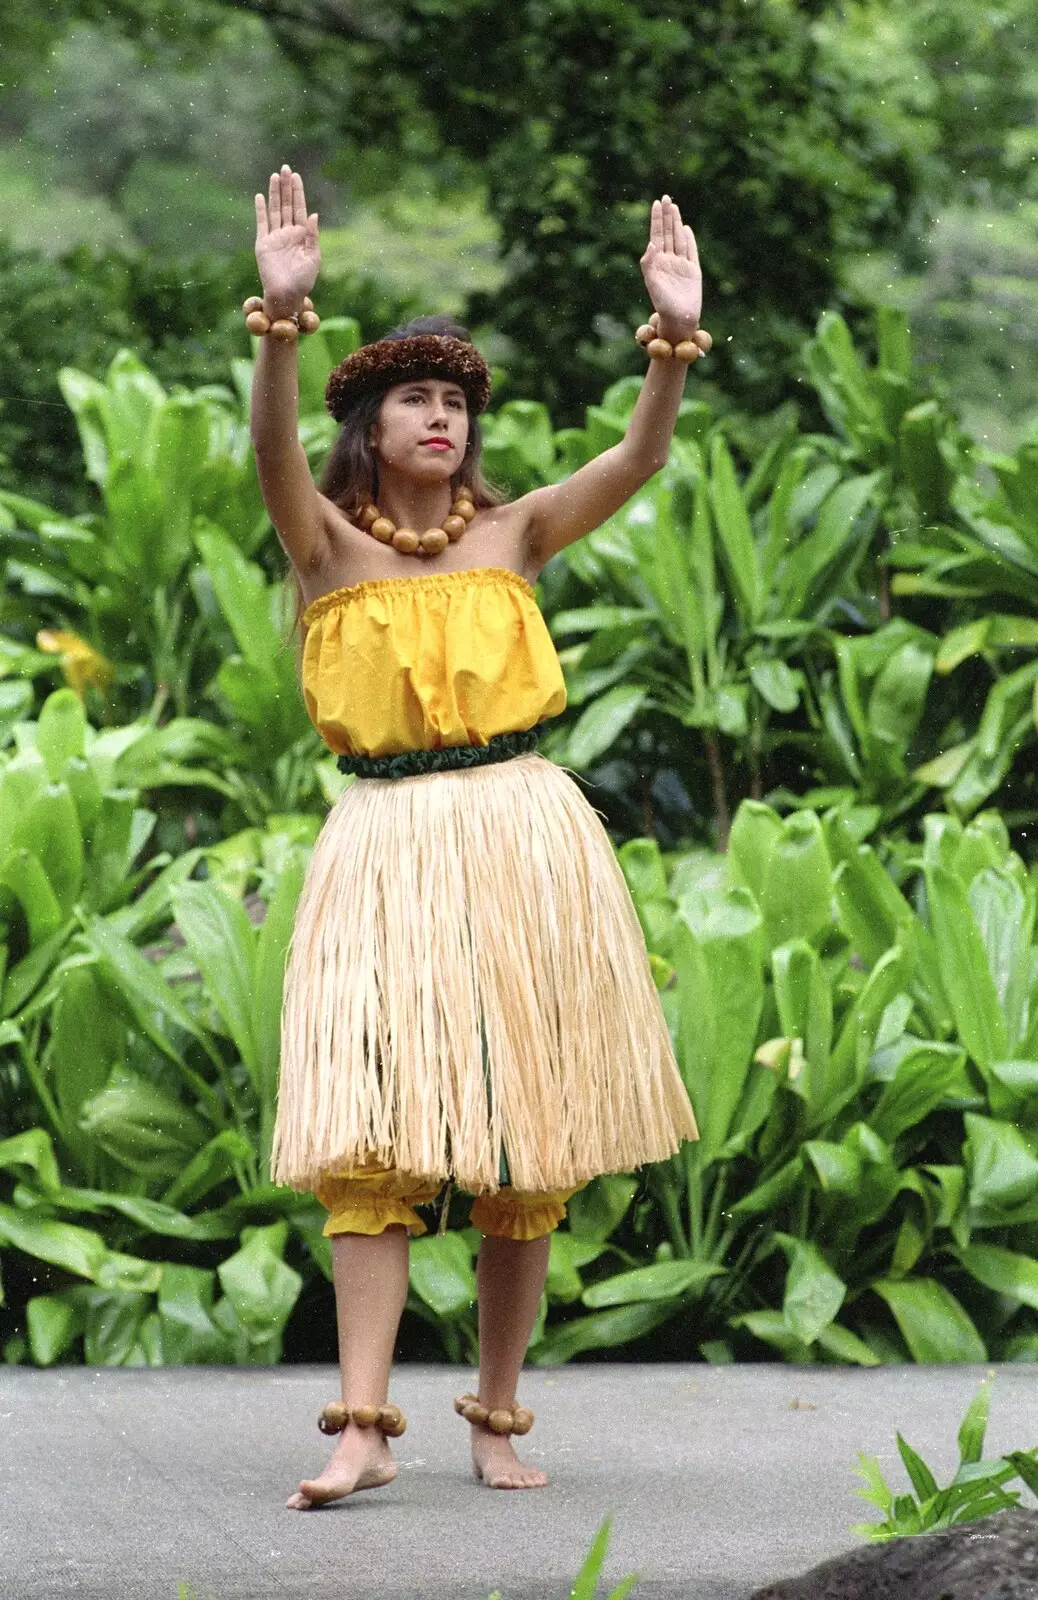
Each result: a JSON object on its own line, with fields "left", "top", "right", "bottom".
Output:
{"left": 271, "top": 751, "right": 698, "bottom": 1196}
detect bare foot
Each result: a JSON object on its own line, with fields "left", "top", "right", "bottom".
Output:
{"left": 470, "top": 1427, "right": 548, "bottom": 1490}
{"left": 286, "top": 1424, "right": 398, "bottom": 1509}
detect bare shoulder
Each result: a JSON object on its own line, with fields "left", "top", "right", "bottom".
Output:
{"left": 298, "top": 498, "right": 543, "bottom": 605}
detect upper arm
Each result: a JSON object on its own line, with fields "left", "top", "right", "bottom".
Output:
{"left": 252, "top": 437, "right": 329, "bottom": 577}
{"left": 520, "top": 442, "right": 658, "bottom": 569}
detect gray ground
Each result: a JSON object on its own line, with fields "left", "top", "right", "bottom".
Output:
{"left": 3, "top": 1363, "right": 1036, "bottom": 1600}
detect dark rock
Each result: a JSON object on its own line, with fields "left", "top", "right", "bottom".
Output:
{"left": 750, "top": 1508, "right": 1038, "bottom": 1599}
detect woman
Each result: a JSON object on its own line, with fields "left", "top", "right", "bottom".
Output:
{"left": 250, "top": 164, "right": 703, "bottom": 1509}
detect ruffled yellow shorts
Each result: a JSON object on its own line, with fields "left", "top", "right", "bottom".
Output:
{"left": 316, "top": 1160, "right": 580, "bottom": 1242}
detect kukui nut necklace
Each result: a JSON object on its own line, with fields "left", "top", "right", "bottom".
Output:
{"left": 352, "top": 491, "right": 478, "bottom": 556}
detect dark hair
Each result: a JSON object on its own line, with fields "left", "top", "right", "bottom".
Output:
{"left": 318, "top": 315, "right": 502, "bottom": 518}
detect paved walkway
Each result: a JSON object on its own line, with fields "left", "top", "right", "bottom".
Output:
{"left": 4, "top": 1363, "right": 1037, "bottom": 1599}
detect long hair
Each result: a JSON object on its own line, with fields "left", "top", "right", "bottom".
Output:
{"left": 289, "top": 315, "right": 504, "bottom": 640}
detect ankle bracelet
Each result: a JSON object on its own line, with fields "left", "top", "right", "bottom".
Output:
{"left": 318, "top": 1401, "right": 407, "bottom": 1437}
{"left": 454, "top": 1393, "right": 534, "bottom": 1435}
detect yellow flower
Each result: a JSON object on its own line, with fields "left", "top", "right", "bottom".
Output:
{"left": 36, "top": 630, "right": 114, "bottom": 698}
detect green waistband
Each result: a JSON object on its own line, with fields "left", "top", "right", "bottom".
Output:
{"left": 336, "top": 720, "right": 551, "bottom": 781}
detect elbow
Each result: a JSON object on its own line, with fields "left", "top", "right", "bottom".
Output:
{"left": 636, "top": 450, "right": 669, "bottom": 483}
{"left": 620, "top": 439, "right": 670, "bottom": 484}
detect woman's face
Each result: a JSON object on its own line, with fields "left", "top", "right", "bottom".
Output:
{"left": 371, "top": 378, "right": 469, "bottom": 482}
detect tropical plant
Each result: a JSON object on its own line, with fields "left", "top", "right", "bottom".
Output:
{"left": 854, "top": 1381, "right": 1038, "bottom": 1540}
{"left": 479, "top": 311, "right": 1038, "bottom": 850}
{"left": 0, "top": 687, "right": 327, "bottom": 1366}
{"left": 509, "top": 798, "right": 1038, "bottom": 1366}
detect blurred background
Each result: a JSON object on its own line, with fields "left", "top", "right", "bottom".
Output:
{"left": 2, "top": 0, "right": 1035, "bottom": 501}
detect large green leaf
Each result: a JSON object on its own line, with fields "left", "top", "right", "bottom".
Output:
{"left": 771, "top": 939, "right": 832, "bottom": 1107}
{"left": 925, "top": 865, "right": 1008, "bottom": 1072}
{"left": 0, "top": 1203, "right": 108, "bottom": 1281}
{"left": 869, "top": 1044, "right": 968, "bottom": 1144}
{"left": 47, "top": 966, "right": 127, "bottom": 1179}
{"left": 254, "top": 851, "right": 307, "bottom": 1161}
{"left": 726, "top": 801, "right": 782, "bottom": 904}
{"left": 528, "top": 1300, "right": 677, "bottom": 1365}
{"left": 774, "top": 1234, "right": 846, "bottom": 1345}
{"left": 216, "top": 1222, "right": 302, "bottom": 1356}
{"left": 954, "top": 1244, "right": 1038, "bottom": 1311}
{"left": 708, "top": 435, "right": 761, "bottom": 626}
{"left": 582, "top": 1260, "right": 724, "bottom": 1308}
{"left": 172, "top": 881, "right": 258, "bottom": 1086}
{"left": 157, "top": 1264, "right": 231, "bottom": 1364}
{"left": 566, "top": 1176, "right": 637, "bottom": 1241}
{"left": 964, "top": 1113, "right": 1038, "bottom": 1213}
{"left": 873, "top": 1277, "right": 986, "bottom": 1363}
{"left": 564, "top": 683, "right": 648, "bottom": 768}
{"left": 408, "top": 1233, "right": 477, "bottom": 1317}
{"left": 675, "top": 888, "right": 763, "bottom": 1159}
{"left": 778, "top": 473, "right": 881, "bottom": 619}
{"left": 78, "top": 1071, "right": 210, "bottom": 1180}
{"left": 760, "top": 811, "right": 833, "bottom": 949}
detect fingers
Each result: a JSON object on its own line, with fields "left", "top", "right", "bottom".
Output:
{"left": 684, "top": 222, "right": 700, "bottom": 270}
{"left": 649, "top": 198, "right": 664, "bottom": 251}
{"left": 266, "top": 164, "right": 307, "bottom": 230}
{"left": 663, "top": 195, "right": 677, "bottom": 254}
{"left": 254, "top": 192, "right": 268, "bottom": 239}
{"left": 292, "top": 170, "right": 307, "bottom": 228}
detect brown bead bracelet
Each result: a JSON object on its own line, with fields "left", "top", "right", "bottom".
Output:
{"left": 635, "top": 314, "right": 713, "bottom": 363}
{"left": 243, "top": 295, "right": 321, "bottom": 341}
{"left": 318, "top": 1400, "right": 407, "bottom": 1437}
{"left": 454, "top": 1393, "right": 535, "bottom": 1436}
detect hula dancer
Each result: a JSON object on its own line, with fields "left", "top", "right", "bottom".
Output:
{"left": 249, "top": 164, "right": 703, "bottom": 1508}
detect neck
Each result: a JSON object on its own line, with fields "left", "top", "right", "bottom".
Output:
{"left": 376, "top": 467, "right": 455, "bottom": 531}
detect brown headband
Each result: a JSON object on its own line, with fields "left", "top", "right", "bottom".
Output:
{"left": 325, "top": 334, "right": 492, "bottom": 421}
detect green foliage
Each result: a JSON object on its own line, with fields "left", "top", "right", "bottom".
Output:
{"left": 3, "top": 314, "right": 1038, "bottom": 1369}
{"left": 483, "top": 313, "right": 1038, "bottom": 848}
{"left": 853, "top": 1381, "right": 1038, "bottom": 1540}
{"left": 0, "top": 237, "right": 416, "bottom": 516}
{"left": 510, "top": 798, "right": 1038, "bottom": 1365}
{"left": 0, "top": 695, "right": 322, "bottom": 1364}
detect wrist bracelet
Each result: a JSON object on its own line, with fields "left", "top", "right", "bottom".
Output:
{"left": 243, "top": 296, "right": 321, "bottom": 341}
{"left": 635, "top": 317, "right": 712, "bottom": 363}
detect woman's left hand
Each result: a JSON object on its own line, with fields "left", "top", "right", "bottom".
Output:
{"left": 640, "top": 195, "right": 702, "bottom": 339}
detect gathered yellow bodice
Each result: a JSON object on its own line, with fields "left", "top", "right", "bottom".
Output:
{"left": 300, "top": 567, "right": 568, "bottom": 760}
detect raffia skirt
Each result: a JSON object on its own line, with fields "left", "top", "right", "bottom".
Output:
{"left": 270, "top": 750, "right": 698, "bottom": 1197}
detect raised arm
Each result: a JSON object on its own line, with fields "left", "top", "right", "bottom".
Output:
{"left": 521, "top": 196, "right": 705, "bottom": 570}
{"left": 249, "top": 165, "right": 328, "bottom": 579}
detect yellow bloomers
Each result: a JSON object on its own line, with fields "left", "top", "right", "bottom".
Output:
{"left": 316, "top": 1160, "right": 579, "bottom": 1242}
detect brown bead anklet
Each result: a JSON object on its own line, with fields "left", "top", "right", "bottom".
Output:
{"left": 318, "top": 1401, "right": 407, "bottom": 1437}
{"left": 454, "top": 1393, "right": 534, "bottom": 1435}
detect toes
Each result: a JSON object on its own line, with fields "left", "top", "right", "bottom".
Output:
{"left": 286, "top": 1490, "right": 313, "bottom": 1510}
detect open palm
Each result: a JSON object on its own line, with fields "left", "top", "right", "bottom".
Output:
{"left": 640, "top": 196, "right": 702, "bottom": 333}
{"left": 254, "top": 164, "right": 322, "bottom": 306}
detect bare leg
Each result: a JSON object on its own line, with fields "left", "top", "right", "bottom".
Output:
{"left": 469, "top": 1233, "right": 551, "bottom": 1489}
{"left": 287, "top": 1225, "right": 410, "bottom": 1509}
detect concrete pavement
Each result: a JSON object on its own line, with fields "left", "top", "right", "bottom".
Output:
{"left": 4, "top": 1363, "right": 1037, "bottom": 1599}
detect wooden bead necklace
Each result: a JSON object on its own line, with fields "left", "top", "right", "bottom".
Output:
{"left": 353, "top": 490, "right": 477, "bottom": 556}
{"left": 242, "top": 295, "right": 321, "bottom": 340}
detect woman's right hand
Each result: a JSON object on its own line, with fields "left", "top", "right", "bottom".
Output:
{"left": 254, "top": 164, "right": 321, "bottom": 313}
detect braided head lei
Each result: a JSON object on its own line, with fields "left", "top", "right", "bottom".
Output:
{"left": 325, "top": 324, "right": 492, "bottom": 422}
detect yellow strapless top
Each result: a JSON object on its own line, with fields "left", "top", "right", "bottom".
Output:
{"left": 300, "top": 567, "right": 568, "bottom": 760}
